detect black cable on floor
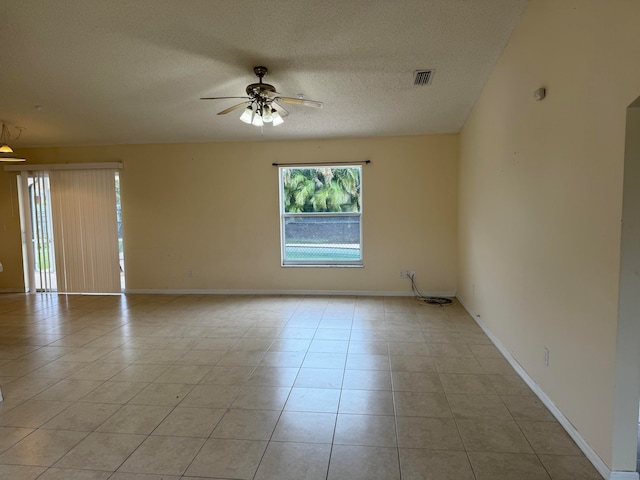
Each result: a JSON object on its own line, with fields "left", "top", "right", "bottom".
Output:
{"left": 408, "top": 273, "right": 453, "bottom": 306}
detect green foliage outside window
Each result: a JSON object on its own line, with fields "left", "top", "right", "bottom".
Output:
{"left": 282, "top": 167, "right": 361, "bottom": 213}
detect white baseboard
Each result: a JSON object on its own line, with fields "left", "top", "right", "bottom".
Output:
{"left": 0, "top": 288, "right": 25, "bottom": 293}
{"left": 124, "top": 288, "right": 456, "bottom": 297}
{"left": 456, "top": 295, "right": 636, "bottom": 480}
{"left": 610, "top": 472, "right": 640, "bottom": 480}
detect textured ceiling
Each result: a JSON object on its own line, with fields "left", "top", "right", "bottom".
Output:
{"left": 1, "top": 0, "right": 528, "bottom": 147}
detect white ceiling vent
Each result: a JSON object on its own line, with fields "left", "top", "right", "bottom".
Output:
{"left": 413, "top": 69, "right": 434, "bottom": 85}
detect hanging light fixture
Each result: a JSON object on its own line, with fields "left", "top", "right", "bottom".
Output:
{"left": 0, "top": 123, "right": 26, "bottom": 162}
{"left": 238, "top": 99, "right": 283, "bottom": 127}
{"left": 239, "top": 106, "right": 254, "bottom": 124}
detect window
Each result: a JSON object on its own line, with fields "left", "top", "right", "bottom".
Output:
{"left": 279, "top": 166, "right": 362, "bottom": 266}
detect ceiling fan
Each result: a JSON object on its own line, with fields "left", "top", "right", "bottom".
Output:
{"left": 201, "top": 66, "right": 323, "bottom": 127}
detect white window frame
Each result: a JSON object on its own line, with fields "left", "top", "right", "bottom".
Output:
{"left": 279, "top": 165, "right": 363, "bottom": 267}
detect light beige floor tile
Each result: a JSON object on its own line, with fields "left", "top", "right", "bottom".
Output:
{"left": 128, "top": 382, "right": 193, "bottom": 406}
{"left": 199, "top": 365, "right": 254, "bottom": 385}
{"left": 152, "top": 406, "right": 224, "bottom": 437}
{"left": 328, "top": 445, "right": 400, "bottom": 480}
{"left": 470, "top": 344, "right": 504, "bottom": 358}
{"left": 217, "top": 349, "right": 266, "bottom": 366}
{"left": 0, "top": 377, "right": 60, "bottom": 400}
{"left": 387, "top": 330, "right": 426, "bottom": 343}
{"left": 180, "top": 384, "right": 241, "bottom": 408}
{"left": 334, "top": 414, "right": 397, "bottom": 447}
{"left": 175, "top": 349, "right": 226, "bottom": 366}
{"left": 302, "top": 352, "right": 347, "bottom": 369}
{"left": 294, "top": 368, "right": 344, "bottom": 389}
{"left": 339, "top": 389, "right": 394, "bottom": 415}
{"left": 259, "top": 351, "right": 305, "bottom": 367}
{"left": 233, "top": 338, "right": 273, "bottom": 350}
{"left": 0, "top": 400, "right": 73, "bottom": 428}
{"left": 348, "top": 341, "right": 389, "bottom": 355}
{"left": 433, "top": 357, "right": 483, "bottom": 374}
{"left": 345, "top": 353, "right": 390, "bottom": 370}
{"left": 33, "top": 379, "right": 104, "bottom": 402}
{"left": 350, "top": 329, "right": 388, "bottom": 341}
{"left": 41, "top": 402, "right": 120, "bottom": 431}
{"left": 211, "top": 408, "right": 280, "bottom": 440}
{"left": 135, "top": 349, "right": 188, "bottom": 365}
{"left": 313, "top": 328, "right": 351, "bottom": 341}
{"left": 427, "top": 343, "right": 474, "bottom": 357}
{"left": 0, "top": 426, "right": 34, "bottom": 453}
{"left": 457, "top": 418, "right": 533, "bottom": 453}
{"left": 439, "top": 373, "right": 496, "bottom": 394}
{"left": 67, "top": 362, "right": 127, "bottom": 381}
{"left": 111, "top": 474, "right": 180, "bottom": 480}
{"left": 392, "top": 371, "right": 443, "bottom": 393}
{"left": 399, "top": 448, "right": 475, "bottom": 480}
{"left": 501, "top": 395, "right": 556, "bottom": 421}
{"left": 231, "top": 385, "right": 290, "bottom": 410}
{"left": 109, "top": 364, "right": 169, "bottom": 383}
{"left": 487, "top": 374, "right": 534, "bottom": 396}
{"left": 308, "top": 339, "right": 349, "bottom": 353}
{"left": 478, "top": 358, "right": 516, "bottom": 375}
{"left": 284, "top": 387, "right": 341, "bottom": 413}
{"left": 54, "top": 432, "right": 145, "bottom": 471}
{"left": 0, "top": 429, "right": 87, "bottom": 466}
{"left": 80, "top": 381, "right": 148, "bottom": 404}
{"left": 118, "top": 435, "right": 205, "bottom": 475}
{"left": 447, "top": 394, "right": 512, "bottom": 420}
{"left": 390, "top": 355, "right": 436, "bottom": 372}
{"left": 58, "top": 348, "right": 113, "bottom": 363}
{"left": 467, "top": 451, "right": 551, "bottom": 480}
{"left": 26, "top": 361, "right": 91, "bottom": 379}
{"left": 184, "top": 438, "right": 267, "bottom": 479}
{"left": 153, "top": 365, "right": 211, "bottom": 384}
{"left": 387, "top": 342, "right": 430, "bottom": 356}
{"left": 97, "top": 404, "right": 172, "bottom": 434}
{"left": 254, "top": 441, "right": 331, "bottom": 480}
{"left": 246, "top": 366, "right": 299, "bottom": 387}
{"left": 517, "top": 421, "right": 583, "bottom": 455}
{"left": 393, "top": 392, "right": 452, "bottom": 417}
{"left": 342, "top": 369, "right": 391, "bottom": 390}
{"left": 272, "top": 411, "right": 336, "bottom": 443}
{"left": 396, "top": 416, "right": 462, "bottom": 449}
{"left": 269, "top": 337, "right": 312, "bottom": 351}
{"left": 0, "top": 464, "right": 46, "bottom": 480}
{"left": 538, "top": 454, "right": 603, "bottom": 480}
{"left": 37, "top": 467, "right": 111, "bottom": 479}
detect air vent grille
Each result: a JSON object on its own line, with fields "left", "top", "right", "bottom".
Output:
{"left": 413, "top": 69, "right": 434, "bottom": 86}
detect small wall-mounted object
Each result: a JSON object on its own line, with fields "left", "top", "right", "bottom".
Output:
{"left": 0, "top": 261, "right": 3, "bottom": 272}
{"left": 533, "top": 87, "right": 546, "bottom": 101}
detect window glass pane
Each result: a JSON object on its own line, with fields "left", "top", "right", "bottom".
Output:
{"left": 281, "top": 167, "right": 361, "bottom": 213}
{"left": 284, "top": 215, "right": 361, "bottom": 263}
{"left": 280, "top": 166, "right": 362, "bottom": 266}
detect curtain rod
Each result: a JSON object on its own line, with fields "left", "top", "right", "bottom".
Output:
{"left": 272, "top": 160, "right": 370, "bottom": 167}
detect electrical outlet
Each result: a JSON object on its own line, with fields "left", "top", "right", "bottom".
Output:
{"left": 400, "top": 271, "right": 405, "bottom": 278}
{"left": 544, "top": 347, "right": 549, "bottom": 367}
{"left": 407, "top": 270, "right": 415, "bottom": 279}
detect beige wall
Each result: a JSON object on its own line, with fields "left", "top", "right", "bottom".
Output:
{"left": 458, "top": 0, "right": 640, "bottom": 471}
{"left": 0, "top": 134, "right": 458, "bottom": 294}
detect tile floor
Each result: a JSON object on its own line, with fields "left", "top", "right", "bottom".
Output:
{"left": 0, "top": 293, "right": 603, "bottom": 480}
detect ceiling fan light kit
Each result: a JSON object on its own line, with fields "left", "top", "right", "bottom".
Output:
{"left": 201, "top": 66, "right": 323, "bottom": 128}
{"left": 0, "top": 123, "right": 26, "bottom": 162}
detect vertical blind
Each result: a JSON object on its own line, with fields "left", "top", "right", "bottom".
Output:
{"left": 48, "top": 169, "right": 120, "bottom": 293}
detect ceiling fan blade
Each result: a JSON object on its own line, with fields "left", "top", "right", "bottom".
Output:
{"left": 201, "top": 96, "right": 250, "bottom": 101}
{"left": 217, "top": 102, "right": 249, "bottom": 115}
{"left": 272, "top": 100, "right": 290, "bottom": 117}
{"left": 275, "top": 96, "right": 323, "bottom": 108}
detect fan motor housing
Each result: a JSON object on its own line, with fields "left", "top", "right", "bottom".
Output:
{"left": 246, "top": 83, "right": 276, "bottom": 95}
